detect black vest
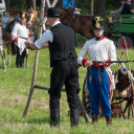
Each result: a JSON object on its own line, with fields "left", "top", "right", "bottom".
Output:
{"left": 49, "top": 23, "right": 77, "bottom": 67}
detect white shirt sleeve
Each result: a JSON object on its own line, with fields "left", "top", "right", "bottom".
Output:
{"left": 108, "top": 41, "right": 117, "bottom": 65}
{"left": 119, "top": 5, "right": 123, "bottom": 12}
{"left": 77, "top": 41, "right": 88, "bottom": 64}
{"left": 35, "top": 30, "right": 53, "bottom": 49}
{"left": 11, "top": 24, "right": 18, "bottom": 40}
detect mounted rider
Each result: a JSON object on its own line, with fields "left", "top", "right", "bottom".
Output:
{"left": 111, "top": 0, "right": 134, "bottom": 16}
{"left": 11, "top": 12, "right": 29, "bottom": 68}
{"left": 77, "top": 16, "right": 117, "bottom": 125}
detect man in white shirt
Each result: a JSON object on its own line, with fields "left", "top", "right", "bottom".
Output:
{"left": 11, "top": 12, "right": 29, "bottom": 68}
{"left": 25, "top": 8, "right": 79, "bottom": 128}
{"left": 77, "top": 16, "right": 117, "bottom": 125}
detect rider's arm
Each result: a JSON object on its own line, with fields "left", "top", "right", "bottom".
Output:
{"left": 11, "top": 24, "right": 19, "bottom": 42}
{"left": 110, "top": 5, "right": 123, "bottom": 14}
{"left": 110, "top": 10, "right": 120, "bottom": 14}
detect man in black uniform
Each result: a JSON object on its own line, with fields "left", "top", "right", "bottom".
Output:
{"left": 121, "top": 0, "right": 134, "bottom": 14}
{"left": 25, "top": 8, "right": 79, "bottom": 127}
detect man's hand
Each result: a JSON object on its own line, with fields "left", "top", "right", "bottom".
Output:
{"left": 102, "top": 60, "right": 107, "bottom": 67}
{"left": 25, "top": 40, "right": 31, "bottom": 49}
{"left": 85, "top": 60, "right": 94, "bottom": 67}
{"left": 25, "top": 40, "right": 39, "bottom": 50}
{"left": 110, "top": 11, "right": 114, "bottom": 14}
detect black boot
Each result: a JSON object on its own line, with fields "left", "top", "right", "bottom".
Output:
{"left": 70, "top": 109, "right": 79, "bottom": 127}
{"left": 50, "top": 109, "right": 60, "bottom": 127}
{"left": 20, "top": 58, "right": 24, "bottom": 68}
{"left": 92, "top": 114, "right": 98, "bottom": 124}
{"left": 16, "top": 56, "right": 20, "bottom": 68}
{"left": 106, "top": 115, "right": 112, "bottom": 126}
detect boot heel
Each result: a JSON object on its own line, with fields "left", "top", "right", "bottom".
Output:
{"left": 106, "top": 115, "right": 112, "bottom": 126}
{"left": 50, "top": 109, "right": 60, "bottom": 127}
{"left": 70, "top": 109, "right": 79, "bottom": 127}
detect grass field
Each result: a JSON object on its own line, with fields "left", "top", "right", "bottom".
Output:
{"left": 0, "top": 43, "right": 134, "bottom": 134}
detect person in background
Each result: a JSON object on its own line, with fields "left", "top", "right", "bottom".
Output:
{"left": 1, "top": 11, "right": 9, "bottom": 42}
{"left": 127, "top": 0, "right": 131, "bottom": 5}
{"left": 121, "top": 0, "right": 134, "bottom": 14}
{"left": 14, "top": 11, "right": 21, "bottom": 22}
{"left": 110, "top": 0, "right": 127, "bottom": 15}
{"left": 110, "top": 0, "right": 134, "bottom": 17}
{"left": 11, "top": 12, "right": 29, "bottom": 68}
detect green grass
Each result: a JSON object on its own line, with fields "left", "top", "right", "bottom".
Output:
{"left": 0, "top": 45, "right": 134, "bottom": 134}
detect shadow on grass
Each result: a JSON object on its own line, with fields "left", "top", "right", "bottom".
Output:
{"left": 21, "top": 116, "right": 50, "bottom": 124}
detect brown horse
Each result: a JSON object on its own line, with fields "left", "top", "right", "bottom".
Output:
{"left": 59, "top": 8, "right": 111, "bottom": 40}
{"left": 5, "top": 7, "right": 40, "bottom": 67}
{"left": 59, "top": 8, "right": 94, "bottom": 39}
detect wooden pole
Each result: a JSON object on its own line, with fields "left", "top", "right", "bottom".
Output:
{"left": 123, "top": 36, "right": 134, "bottom": 120}
{"left": 22, "top": 0, "right": 45, "bottom": 117}
{"left": 22, "top": 0, "right": 59, "bottom": 118}
{"left": 51, "top": 0, "right": 58, "bottom": 7}
{"left": 46, "top": 0, "right": 51, "bottom": 7}
{"left": 91, "top": 0, "right": 94, "bottom": 16}
{"left": 110, "top": 51, "right": 125, "bottom": 103}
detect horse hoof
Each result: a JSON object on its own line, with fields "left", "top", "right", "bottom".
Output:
{"left": 8, "top": 62, "right": 11, "bottom": 66}
{"left": 26, "top": 64, "right": 29, "bottom": 67}
{"left": 3, "top": 68, "right": 6, "bottom": 72}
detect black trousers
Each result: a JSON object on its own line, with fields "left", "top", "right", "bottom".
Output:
{"left": 16, "top": 46, "right": 26, "bottom": 67}
{"left": 49, "top": 60, "right": 80, "bottom": 110}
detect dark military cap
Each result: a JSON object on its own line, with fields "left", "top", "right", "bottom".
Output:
{"left": 20, "top": 12, "right": 27, "bottom": 19}
{"left": 92, "top": 16, "right": 105, "bottom": 29}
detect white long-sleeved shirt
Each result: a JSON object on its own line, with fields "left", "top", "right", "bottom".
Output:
{"left": 11, "top": 22, "right": 29, "bottom": 54}
{"left": 77, "top": 37, "right": 117, "bottom": 67}
{"left": 77, "top": 36, "right": 117, "bottom": 90}
{"left": 35, "top": 21, "right": 61, "bottom": 49}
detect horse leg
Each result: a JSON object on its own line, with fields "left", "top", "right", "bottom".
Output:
{"left": 8, "top": 54, "right": 11, "bottom": 66}
{"left": 26, "top": 49, "right": 29, "bottom": 67}
{"left": 6, "top": 32, "right": 11, "bottom": 66}
{"left": 0, "top": 46, "right": 6, "bottom": 71}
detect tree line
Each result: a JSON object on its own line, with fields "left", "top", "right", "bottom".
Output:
{"left": 4, "top": 0, "right": 134, "bottom": 15}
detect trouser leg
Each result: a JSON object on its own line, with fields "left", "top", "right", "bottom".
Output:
{"left": 95, "top": 68, "right": 112, "bottom": 125}
{"left": 87, "top": 68, "right": 100, "bottom": 115}
{"left": 20, "top": 49, "right": 26, "bottom": 68}
{"left": 65, "top": 64, "right": 79, "bottom": 127}
{"left": 16, "top": 46, "right": 20, "bottom": 68}
{"left": 87, "top": 68, "right": 100, "bottom": 124}
{"left": 96, "top": 68, "right": 112, "bottom": 117}
{"left": 49, "top": 64, "right": 67, "bottom": 127}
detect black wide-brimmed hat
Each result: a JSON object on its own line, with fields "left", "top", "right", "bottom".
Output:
{"left": 20, "top": 12, "right": 27, "bottom": 19}
{"left": 46, "top": 8, "right": 61, "bottom": 17}
{"left": 92, "top": 16, "right": 105, "bottom": 29}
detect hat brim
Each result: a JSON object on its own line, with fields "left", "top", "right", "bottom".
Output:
{"left": 45, "top": 14, "right": 62, "bottom": 17}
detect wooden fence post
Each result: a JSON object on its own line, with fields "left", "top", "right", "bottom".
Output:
{"left": 22, "top": 0, "right": 46, "bottom": 117}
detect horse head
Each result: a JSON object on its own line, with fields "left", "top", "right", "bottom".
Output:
{"left": 59, "top": 8, "right": 74, "bottom": 24}
{"left": 27, "top": 7, "right": 40, "bottom": 28}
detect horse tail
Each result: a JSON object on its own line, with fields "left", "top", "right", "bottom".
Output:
{"left": 11, "top": 42, "right": 17, "bottom": 55}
